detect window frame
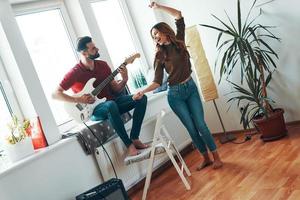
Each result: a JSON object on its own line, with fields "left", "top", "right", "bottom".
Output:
{"left": 90, "top": 0, "right": 151, "bottom": 76}
{"left": 10, "top": 0, "right": 153, "bottom": 132}
{"left": 12, "top": 0, "right": 80, "bottom": 132}
{"left": 0, "top": 58, "right": 22, "bottom": 152}
{"left": 0, "top": 58, "right": 23, "bottom": 120}
{"left": 13, "top": 1, "right": 78, "bottom": 51}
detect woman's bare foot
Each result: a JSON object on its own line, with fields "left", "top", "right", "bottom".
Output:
{"left": 212, "top": 160, "right": 223, "bottom": 169}
{"left": 196, "top": 160, "right": 213, "bottom": 171}
{"left": 212, "top": 151, "right": 223, "bottom": 169}
{"left": 132, "top": 139, "right": 149, "bottom": 149}
{"left": 127, "top": 144, "right": 139, "bottom": 156}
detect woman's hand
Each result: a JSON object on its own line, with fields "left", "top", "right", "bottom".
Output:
{"left": 132, "top": 91, "right": 144, "bottom": 100}
{"left": 149, "top": 2, "right": 160, "bottom": 9}
{"left": 148, "top": 2, "right": 181, "bottom": 19}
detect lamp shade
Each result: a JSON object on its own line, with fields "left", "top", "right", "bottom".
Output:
{"left": 186, "top": 25, "right": 218, "bottom": 102}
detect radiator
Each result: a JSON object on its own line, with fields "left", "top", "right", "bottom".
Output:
{"left": 94, "top": 137, "right": 142, "bottom": 190}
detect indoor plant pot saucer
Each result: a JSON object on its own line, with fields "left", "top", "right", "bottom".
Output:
{"left": 260, "top": 132, "right": 287, "bottom": 142}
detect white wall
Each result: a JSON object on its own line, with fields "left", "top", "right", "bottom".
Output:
{"left": 0, "top": 138, "right": 102, "bottom": 200}
{"left": 128, "top": 0, "right": 300, "bottom": 133}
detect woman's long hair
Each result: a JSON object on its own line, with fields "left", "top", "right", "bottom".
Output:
{"left": 150, "top": 22, "right": 189, "bottom": 64}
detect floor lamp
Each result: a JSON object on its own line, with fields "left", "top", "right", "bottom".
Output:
{"left": 186, "top": 25, "right": 236, "bottom": 144}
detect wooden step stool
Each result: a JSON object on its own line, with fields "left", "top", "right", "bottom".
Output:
{"left": 124, "top": 109, "right": 191, "bottom": 200}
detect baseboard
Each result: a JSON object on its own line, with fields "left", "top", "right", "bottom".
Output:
{"left": 212, "top": 120, "right": 300, "bottom": 137}
{"left": 211, "top": 129, "right": 257, "bottom": 140}
{"left": 286, "top": 120, "right": 300, "bottom": 126}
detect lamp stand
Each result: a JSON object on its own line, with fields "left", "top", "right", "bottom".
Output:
{"left": 213, "top": 99, "right": 236, "bottom": 144}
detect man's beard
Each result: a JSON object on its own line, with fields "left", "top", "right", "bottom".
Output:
{"left": 88, "top": 52, "right": 100, "bottom": 60}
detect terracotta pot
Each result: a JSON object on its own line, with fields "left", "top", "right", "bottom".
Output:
{"left": 253, "top": 108, "right": 287, "bottom": 142}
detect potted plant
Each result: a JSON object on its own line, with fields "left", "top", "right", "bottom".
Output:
{"left": 4, "top": 116, "right": 34, "bottom": 162}
{"left": 200, "top": 0, "right": 287, "bottom": 141}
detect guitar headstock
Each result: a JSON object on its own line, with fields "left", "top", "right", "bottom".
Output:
{"left": 124, "top": 53, "right": 141, "bottom": 64}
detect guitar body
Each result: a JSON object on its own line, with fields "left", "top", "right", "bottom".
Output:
{"left": 64, "top": 78, "right": 106, "bottom": 122}
{"left": 63, "top": 53, "right": 140, "bottom": 123}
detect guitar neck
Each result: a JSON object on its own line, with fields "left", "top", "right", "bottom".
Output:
{"left": 91, "top": 64, "right": 124, "bottom": 96}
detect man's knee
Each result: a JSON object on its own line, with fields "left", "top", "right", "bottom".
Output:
{"left": 106, "top": 101, "right": 118, "bottom": 112}
{"left": 138, "top": 95, "right": 148, "bottom": 105}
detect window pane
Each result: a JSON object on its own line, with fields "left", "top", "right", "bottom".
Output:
{"left": 0, "top": 82, "right": 12, "bottom": 149}
{"left": 16, "top": 9, "right": 77, "bottom": 125}
{"left": 91, "top": 0, "right": 147, "bottom": 93}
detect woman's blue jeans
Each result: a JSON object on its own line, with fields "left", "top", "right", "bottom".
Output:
{"left": 167, "top": 78, "right": 217, "bottom": 154}
{"left": 91, "top": 95, "right": 147, "bottom": 147}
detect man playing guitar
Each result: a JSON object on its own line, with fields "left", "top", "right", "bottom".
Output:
{"left": 52, "top": 36, "right": 148, "bottom": 156}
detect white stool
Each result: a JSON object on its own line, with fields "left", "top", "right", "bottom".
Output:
{"left": 124, "top": 109, "right": 191, "bottom": 200}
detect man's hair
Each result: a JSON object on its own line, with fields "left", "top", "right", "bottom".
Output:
{"left": 76, "top": 36, "right": 92, "bottom": 52}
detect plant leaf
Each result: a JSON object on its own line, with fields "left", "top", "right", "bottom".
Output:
{"left": 199, "top": 24, "right": 234, "bottom": 36}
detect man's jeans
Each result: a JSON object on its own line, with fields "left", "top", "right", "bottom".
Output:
{"left": 92, "top": 95, "right": 147, "bottom": 147}
{"left": 167, "top": 78, "right": 217, "bottom": 154}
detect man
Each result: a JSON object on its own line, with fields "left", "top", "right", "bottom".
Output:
{"left": 52, "top": 36, "right": 148, "bottom": 156}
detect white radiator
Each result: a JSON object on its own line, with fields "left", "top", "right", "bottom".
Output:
{"left": 94, "top": 137, "right": 142, "bottom": 190}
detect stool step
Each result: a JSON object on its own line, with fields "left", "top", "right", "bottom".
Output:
{"left": 124, "top": 143, "right": 166, "bottom": 166}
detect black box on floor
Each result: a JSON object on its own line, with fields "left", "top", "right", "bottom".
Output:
{"left": 76, "top": 178, "right": 130, "bottom": 200}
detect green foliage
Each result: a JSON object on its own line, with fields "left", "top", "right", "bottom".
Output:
{"left": 6, "top": 116, "right": 31, "bottom": 145}
{"left": 131, "top": 70, "right": 147, "bottom": 89}
{"left": 201, "top": 0, "right": 280, "bottom": 129}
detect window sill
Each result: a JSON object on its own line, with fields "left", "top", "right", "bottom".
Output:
{"left": 0, "top": 137, "right": 77, "bottom": 179}
{"left": 147, "top": 90, "right": 167, "bottom": 102}
{"left": 0, "top": 90, "right": 168, "bottom": 179}
{"left": 58, "top": 90, "right": 168, "bottom": 134}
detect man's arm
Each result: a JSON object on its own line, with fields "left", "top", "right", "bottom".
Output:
{"left": 52, "top": 86, "right": 95, "bottom": 104}
{"left": 110, "top": 65, "right": 128, "bottom": 93}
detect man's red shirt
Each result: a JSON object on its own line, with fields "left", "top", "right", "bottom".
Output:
{"left": 60, "top": 60, "right": 114, "bottom": 100}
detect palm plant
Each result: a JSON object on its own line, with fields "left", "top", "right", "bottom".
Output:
{"left": 200, "top": 0, "right": 280, "bottom": 129}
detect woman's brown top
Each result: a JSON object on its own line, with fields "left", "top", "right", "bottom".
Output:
{"left": 153, "top": 17, "right": 192, "bottom": 86}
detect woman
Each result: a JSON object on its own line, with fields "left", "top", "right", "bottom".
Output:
{"left": 133, "top": 2, "right": 223, "bottom": 169}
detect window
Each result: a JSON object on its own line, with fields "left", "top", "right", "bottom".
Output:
{"left": 16, "top": 8, "right": 77, "bottom": 126}
{"left": 91, "top": 0, "right": 148, "bottom": 93}
{"left": 0, "top": 81, "right": 13, "bottom": 140}
{"left": 0, "top": 81, "right": 13, "bottom": 161}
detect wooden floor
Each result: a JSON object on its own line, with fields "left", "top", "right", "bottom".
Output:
{"left": 130, "top": 125, "right": 300, "bottom": 200}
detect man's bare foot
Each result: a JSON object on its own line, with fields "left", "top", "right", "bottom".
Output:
{"left": 196, "top": 160, "right": 213, "bottom": 171}
{"left": 132, "top": 139, "right": 149, "bottom": 149}
{"left": 127, "top": 144, "right": 139, "bottom": 156}
{"left": 212, "top": 160, "right": 223, "bottom": 169}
